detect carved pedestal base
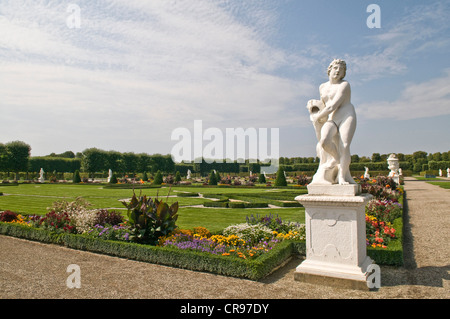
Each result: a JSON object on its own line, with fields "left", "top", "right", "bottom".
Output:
{"left": 294, "top": 186, "right": 373, "bottom": 290}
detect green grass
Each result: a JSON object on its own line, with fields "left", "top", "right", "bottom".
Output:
{"left": 427, "top": 181, "right": 450, "bottom": 189}
{"left": 0, "top": 183, "right": 305, "bottom": 232}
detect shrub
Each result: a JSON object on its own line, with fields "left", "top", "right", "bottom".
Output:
{"left": 208, "top": 170, "right": 218, "bottom": 185}
{"left": 109, "top": 174, "right": 118, "bottom": 184}
{"left": 296, "top": 174, "right": 311, "bottom": 186}
{"left": 122, "top": 192, "right": 179, "bottom": 245}
{"left": 48, "top": 197, "right": 98, "bottom": 234}
{"left": 258, "top": 173, "right": 266, "bottom": 184}
{"left": 0, "top": 210, "right": 18, "bottom": 222}
{"left": 39, "top": 211, "right": 74, "bottom": 233}
{"left": 73, "top": 170, "right": 81, "bottom": 183}
{"left": 274, "top": 167, "right": 287, "bottom": 186}
{"left": 153, "top": 170, "right": 163, "bottom": 185}
{"left": 94, "top": 209, "right": 124, "bottom": 226}
{"left": 175, "top": 171, "right": 182, "bottom": 183}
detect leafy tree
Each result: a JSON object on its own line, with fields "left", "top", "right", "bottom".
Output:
{"left": 371, "top": 153, "right": 381, "bottom": 162}
{"left": 82, "top": 148, "right": 107, "bottom": 179}
{"left": 5, "top": 141, "right": 31, "bottom": 180}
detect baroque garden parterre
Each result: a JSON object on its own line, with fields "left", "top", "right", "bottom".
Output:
{"left": 0, "top": 172, "right": 405, "bottom": 280}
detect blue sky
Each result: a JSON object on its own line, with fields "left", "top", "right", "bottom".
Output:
{"left": 0, "top": 0, "right": 449, "bottom": 160}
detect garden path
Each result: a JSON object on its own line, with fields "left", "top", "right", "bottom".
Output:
{"left": 0, "top": 177, "right": 449, "bottom": 299}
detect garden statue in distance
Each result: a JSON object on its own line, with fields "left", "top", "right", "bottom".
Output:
{"left": 307, "top": 59, "right": 357, "bottom": 186}
{"left": 39, "top": 168, "right": 45, "bottom": 183}
{"left": 107, "top": 169, "right": 113, "bottom": 183}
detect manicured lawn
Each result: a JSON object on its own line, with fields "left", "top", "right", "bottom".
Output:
{"left": 0, "top": 183, "right": 306, "bottom": 232}
{"left": 428, "top": 181, "right": 450, "bottom": 189}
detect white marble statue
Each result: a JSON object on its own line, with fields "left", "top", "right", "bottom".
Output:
{"left": 187, "top": 169, "right": 191, "bottom": 180}
{"left": 107, "top": 169, "right": 112, "bottom": 183}
{"left": 387, "top": 154, "right": 399, "bottom": 177}
{"left": 39, "top": 168, "right": 45, "bottom": 183}
{"left": 447, "top": 168, "right": 450, "bottom": 178}
{"left": 364, "top": 167, "right": 370, "bottom": 179}
{"left": 439, "top": 169, "right": 442, "bottom": 177}
{"left": 308, "top": 59, "right": 356, "bottom": 185}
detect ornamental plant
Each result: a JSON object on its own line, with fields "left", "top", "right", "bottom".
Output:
{"left": 153, "top": 170, "right": 163, "bottom": 185}
{"left": 122, "top": 191, "right": 179, "bottom": 245}
{"left": 222, "top": 223, "right": 273, "bottom": 246}
{"left": 39, "top": 211, "right": 74, "bottom": 233}
{"left": 366, "top": 199, "right": 402, "bottom": 224}
{"left": 366, "top": 214, "right": 396, "bottom": 248}
{"left": 0, "top": 210, "right": 18, "bottom": 222}
{"left": 274, "top": 167, "right": 287, "bottom": 186}
{"left": 86, "top": 224, "right": 131, "bottom": 242}
{"left": 246, "top": 213, "right": 305, "bottom": 235}
{"left": 208, "top": 170, "right": 218, "bottom": 185}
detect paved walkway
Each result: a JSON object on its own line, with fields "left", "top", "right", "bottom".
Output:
{"left": 0, "top": 177, "right": 449, "bottom": 299}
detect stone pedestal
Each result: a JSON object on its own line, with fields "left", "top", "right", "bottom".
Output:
{"left": 294, "top": 184, "right": 373, "bottom": 290}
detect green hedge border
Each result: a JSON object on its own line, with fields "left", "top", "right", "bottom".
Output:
{"left": 0, "top": 190, "right": 405, "bottom": 278}
{"left": 0, "top": 222, "right": 301, "bottom": 281}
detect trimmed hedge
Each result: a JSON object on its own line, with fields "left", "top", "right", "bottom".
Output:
{"left": 0, "top": 222, "right": 299, "bottom": 281}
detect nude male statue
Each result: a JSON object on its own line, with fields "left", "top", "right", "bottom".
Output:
{"left": 308, "top": 59, "right": 357, "bottom": 185}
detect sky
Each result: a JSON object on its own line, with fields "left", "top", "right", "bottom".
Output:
{"left": 1, "top": 0, "right": 449, "bottom": 161}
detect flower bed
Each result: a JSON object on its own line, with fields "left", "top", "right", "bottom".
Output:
{"left": 0, "top": 176, "right": 405, "bottom": 279}
{"left": 360, "top": 176, "right": 405, "bottom": 265}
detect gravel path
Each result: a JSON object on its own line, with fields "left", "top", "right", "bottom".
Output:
{"left": 0, "top": 177, "right": 449, "bottom": 299}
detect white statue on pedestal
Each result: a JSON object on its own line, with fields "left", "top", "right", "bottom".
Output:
{"left": 364, "top": 167, "right": 370, "bottom": 179}
{"left": 307, "top": 59, "right": 356, "bottom": 186}
{"left": 447, "top": 168, "right": 450, "bottom": 178}
{"left": 107, "top": 169, "right": 112, "bottom": 183}
{"left": 387, "top": 154, "right": 400, "bottom": 184}
{"left": 39, "top": 168, "right": 45, "bottom": 183}
{"left": 187, "top": 169, "right": 191, "bottom": 180}
{"left": 439, "top": 169, "right": 442, "bottom": 177}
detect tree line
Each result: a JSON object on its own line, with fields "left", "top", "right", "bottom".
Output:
{"left": 1, "top": 141, "right": 449, "bottom": 179}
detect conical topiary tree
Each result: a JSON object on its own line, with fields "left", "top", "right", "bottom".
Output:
{"left": 175, "top": 171, "right": 182, "bottom": 183}
{"left": 274, "top": 166, "right": 287, "bottom": 186}
{"left": 109, "top": 174, "right": 118, "bottom": 184}
{"left": 153, "top": 170, "right": 163, "bottom": 185}
{"left": 215, "top": 170, "right": 221, "bottom": 183}
{"left": 73, "top": 170, "right": 81, "bottom": 183}
{"left": 208, "top": 170, "right": 218, "bottom": 185}
{"left": 258, "top": 173, "right": 266, "bottom": 184}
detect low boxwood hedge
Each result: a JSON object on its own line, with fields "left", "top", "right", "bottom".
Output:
{"left": 0, "top": 222, "right": 300, "bottom": 281}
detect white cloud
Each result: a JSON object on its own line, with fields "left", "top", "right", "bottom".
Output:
{"left": 358, "top": 69, "right": 450, "bottom": 120}
{"left": 346, "top": 1, "right": 450, "bottom": 82}
{"left": 0, "top": 0, "right": 314, "bottom": 156}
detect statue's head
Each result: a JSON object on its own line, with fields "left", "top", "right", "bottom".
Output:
{"left": 327, "top": 59, "right": 347, "bottom": 80}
